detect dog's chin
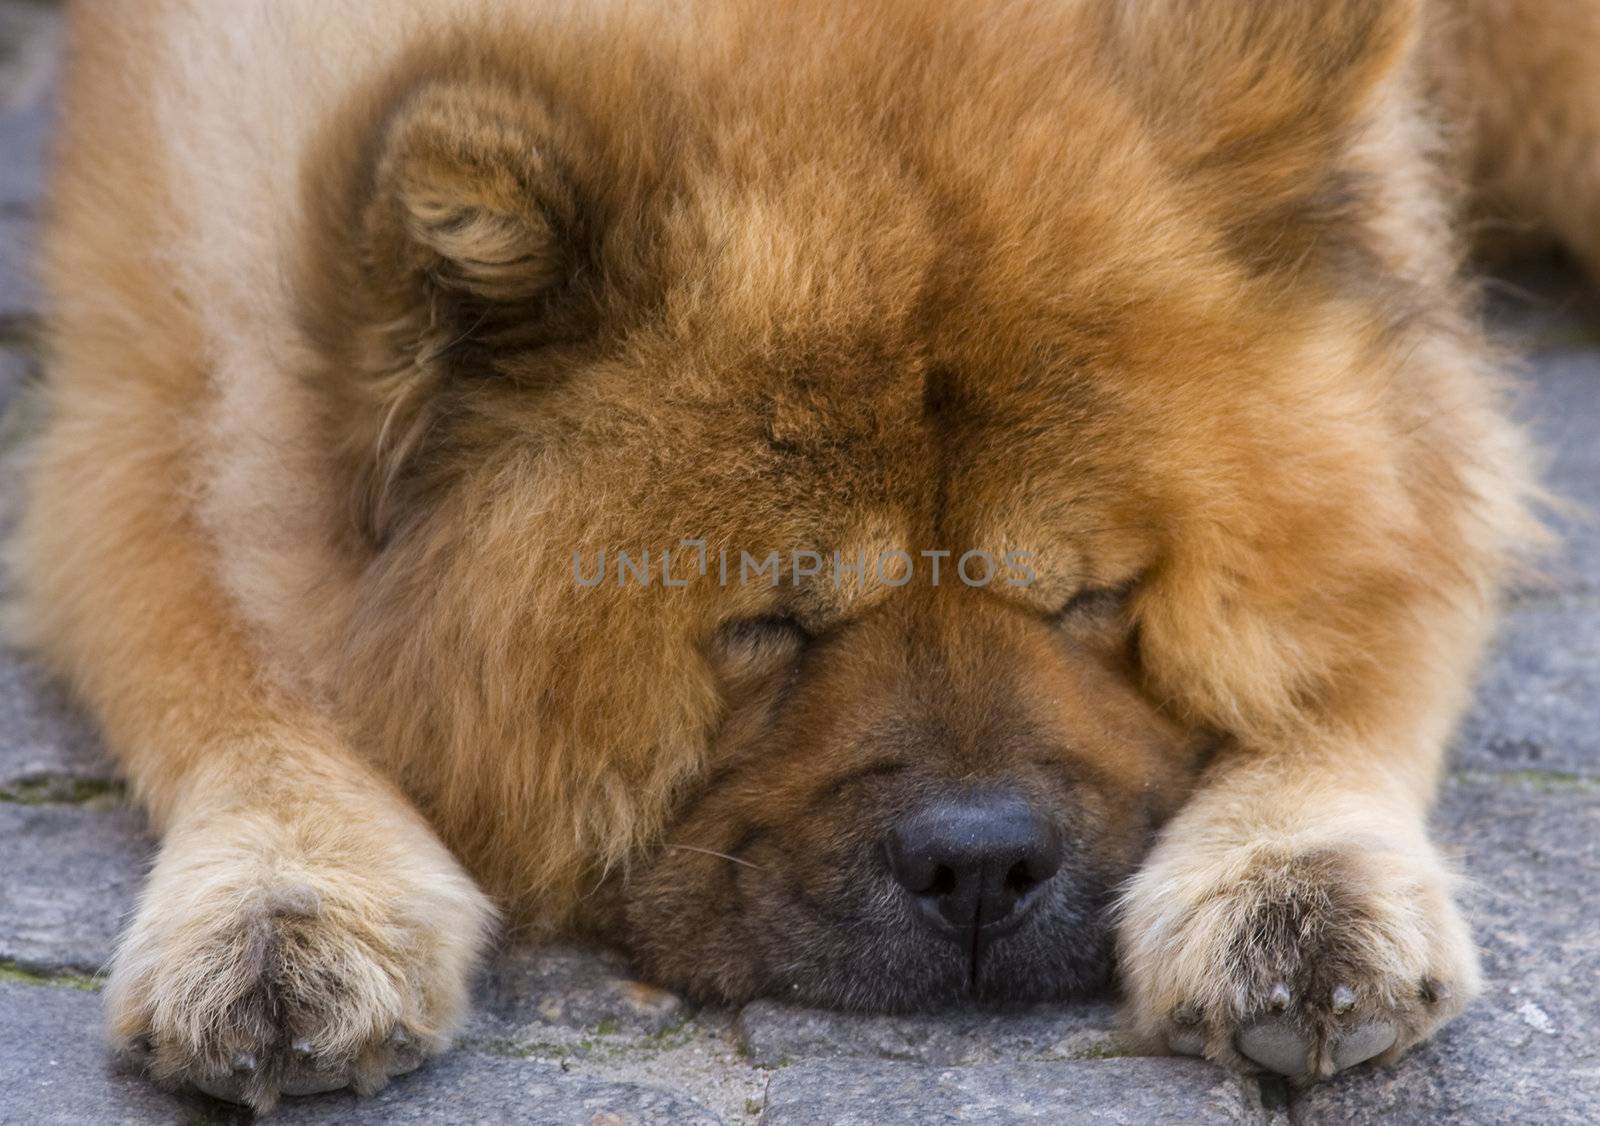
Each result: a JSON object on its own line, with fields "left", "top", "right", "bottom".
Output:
{"left": 743, "top": 923, "right": 1117, "bottom": 1013}
{"left": 652, "top": 876, "right": 1119, "bottom": 1013}
{"left": 837, "top": 958, "right": 1115, "bottom": 1014}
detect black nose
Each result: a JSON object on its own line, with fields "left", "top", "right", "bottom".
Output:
{"left": 885, "top": 794, "right": 1063, "bottom": 940}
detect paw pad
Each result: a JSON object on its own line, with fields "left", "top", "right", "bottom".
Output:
{"left": 1165, "top": 981, "right": 1411, "bottom": 1079}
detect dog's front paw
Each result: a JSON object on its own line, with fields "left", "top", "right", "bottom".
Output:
{"left": 1118, "top": 815, "right": 1479, "bottom": 1083}
{"left": 106, "top": 808, "right": 495, "bottom": 1110}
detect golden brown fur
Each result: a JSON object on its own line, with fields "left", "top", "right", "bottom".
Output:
{"left": 9, "top": 0, "right": 1590, "bottom": 1109}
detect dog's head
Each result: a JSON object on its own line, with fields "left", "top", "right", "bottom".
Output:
{"left": 302, "top": 0, "right": 1442, "bottom": 1008}
{"left": 624, "top": 581, "right": 1204, "bottom": 1008}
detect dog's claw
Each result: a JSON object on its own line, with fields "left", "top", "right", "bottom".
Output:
{"left": 1171, "top": 1003, "right": 1201, "bottom": 1026}
{"left": 1268, "top": 982, "right": 1291, "bottom": 1012}
{"left": 1330, "top": 984, "right": 1356, "bottom": 1014}
{"left": 231, "top": 1052, "right": 257, "bottom": 1074}
{"left": 291, "top": 1036, "right": 315, "bottom": 1059}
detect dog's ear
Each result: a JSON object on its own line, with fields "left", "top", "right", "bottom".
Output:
{"left": 363, "top": 81, "right": 584, "bottom": 307}
{"left": 315, "top": 79, "right": 593, "bottom": 543}
{"left": 1108, "top": 0, "right": 1418, "bottom": 159}
{"left": 1106, "top": 0, "right": 1419, "bottom": 261}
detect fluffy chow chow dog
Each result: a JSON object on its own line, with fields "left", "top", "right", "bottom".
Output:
{"left": 13, "top": 0, "right": 1593, "bottom": 1109}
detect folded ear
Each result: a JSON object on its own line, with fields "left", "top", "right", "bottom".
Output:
{"left": 316, "top": 78, "right": 592, "bottom": 543}
{"left": 364, "top": 80, "right": 584, "bottom": 306}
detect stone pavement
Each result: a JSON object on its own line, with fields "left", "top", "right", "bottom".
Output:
{"left": 1, "top": 6, "right": 1597, "bottom": 1123}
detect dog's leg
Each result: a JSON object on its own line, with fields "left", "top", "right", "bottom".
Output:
{"left": 1117, "top": 739, "right": 1479, "bottom": 1082}
{"left": 12, "top": 331, "right": 495, "bottom": 1109}
{"left": 1114, "top": 522, "right": 1511, "bottom": 1083}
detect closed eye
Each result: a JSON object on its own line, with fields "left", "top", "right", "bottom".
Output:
{"left": 709, "top": 613, "right": 811, "bottom": 672}
{"left": 719, "top": 613, "right": 811, "bottom": 648}
{"left": 1052, "top": 585, "right": 1130, "bottom": 623}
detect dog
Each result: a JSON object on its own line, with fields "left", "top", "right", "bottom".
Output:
{"left": 12, "top": 0, "right": 1589, "bottom": 1110}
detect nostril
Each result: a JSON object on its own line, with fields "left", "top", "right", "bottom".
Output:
{"left": 1004, "top": 859, "right": 1038, "bottom": 896}
{"left": 1014, "top": 833, "right": 1064, "bottom": 891}
{"left": 926, "top": 864, "right": 957, "bottom": 898}
{"left": 885, "top": 792, "right": 1062, "bottom": 938}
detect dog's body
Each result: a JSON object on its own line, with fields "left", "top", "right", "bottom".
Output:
{"left": 13, "top": 0, "right": 1597, "bottom": 1109}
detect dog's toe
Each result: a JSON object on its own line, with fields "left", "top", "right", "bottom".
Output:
{"left": 1167, "top": 1027, "right": 1206, "bottom": 1055}
{"left": 1166, "top": 1005, "right": 1206, "bottom": 1055}
{"left": 182, "top": 1024, "right": 427, "bottom": 1106}
{"left": 1236, "top": 1017, "right": 1310, "bottom": 1076}
{"left": 1331, "top": 1022, "right": 1397, "bottom": 1071}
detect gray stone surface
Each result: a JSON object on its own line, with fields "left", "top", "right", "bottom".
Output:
{"left": 1488, "top": 264, "right": 1600, "bottom": 598}
{"left": 0, "top": 342, "right": 29, "bottom": 397}
{"left": 1297, "top": 777, "right": 1600, "bottom": 1125}
{"left": 473, "top": 943, "right": 689, "bottom": 1044}
{"left": 0, "top": 214, "right": 35, "bottom": 323}
{"left": 270, "top": 1052, "right": 724, "bottom": 1126}
{"left": 737, "top": 998, "right": 1121, "bottom": 1068}
{"left": 0, "top": 645, "right": 120, "bottom": 799}
{"left": 1520, "top": 352, "right": 1600, "bottom": 598}
{"left": 0, "top": 2, "right": 54, "bottom": 326}
{"left": 0, "top": 981, "right": 217, "bottom": 1126}
{"left": 0, "top": 1, "right": 57, "bottom": 113}
{"left": 0, "top": 980, "right": 726, "bottom": 1126}
{"left": 0, "top": 803, "right": 147, "bottom": 974}
{"left": 759, "top": 1059, "right": 1267, "bottom": 1125}
{"left": 1453, "top": 605, "right": 1600, "bottom": 775}
{"left": 0, "top": 346, "right": 34, "bottom": 546}
{"left": 0, "top": 3, "right": 55, "bottom": 199}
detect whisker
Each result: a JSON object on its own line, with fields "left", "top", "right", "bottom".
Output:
{"left": 667, "top": 844, "right": 766, "bottom": 872}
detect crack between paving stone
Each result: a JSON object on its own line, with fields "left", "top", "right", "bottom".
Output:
{"left": 0, "top": 772, "right": 126, "bottom": 805}
{"left": 1448, "top": 767, "right": 1599, "bottom": 790}
{"left": 0, "top": 958, "right": 102, "bottom": 991}
{"left": 1255, "top": 1074, "right": 1293, "bottom": 1124}
{"left": 1505, "top": 588, "right": 1600, "bottom": 610}
{"left": 0, "top": 770, "right": 125, "bottom": 806}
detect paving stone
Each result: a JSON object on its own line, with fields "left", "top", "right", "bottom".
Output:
{"left": 0, "top": 1, "right": 58, "bottom": 119}
{"left": 1295, "top": 777, "right": 1600, "bottom": 1124}
{"left": 1519, "top": 352, "right": 1600, "bottom": 597}
{"left": 1480, "top": 264, "right": 1600, "bottom": 598}
{"left": 0, "top": 342, "right": 30, "bottom": 399}
{"left": 269, "top": 1050, "right": 723, "bottom": 1126}
{"left": 0, "top": 980, "right": 218, "bottom": 1126}
{"left": 759, "top": 1058, "right": 1267, "bottom": 1125}
{"left": 737, "top": 998, "right": 1121, "bottom": 1068}
{"left": 0, "top": 213, "right": 36, "bottom": 322}
{"left": 0, "top": 647, "right": 119, "bottom": 799}
{"left": 471, "top": 943, "right": 689, "bottom": 1044}
{"left": 0, "top": 9, "right": 52, "bottom": 322}
{"left": 0, "top": 2, "right": 57, "bottom": 199}
{"left": 1452, "top": 604, "right": 1600, "bottom": 776}
{"left": 0, "top": 346, "right": 36, "bottom": 548}
{"left": 0, "top": 802, "right": 148, "bottom": 974}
